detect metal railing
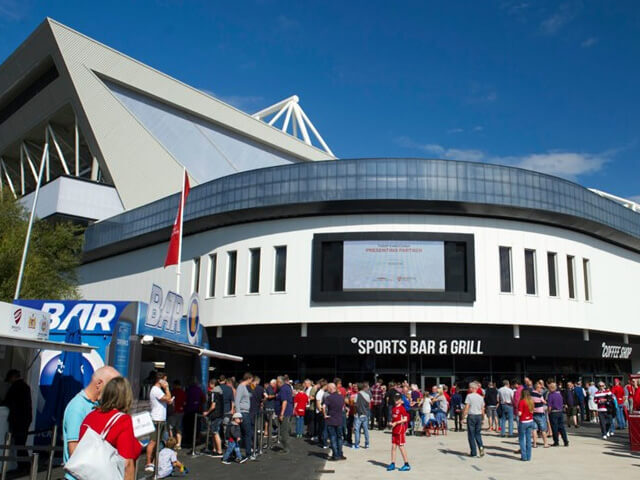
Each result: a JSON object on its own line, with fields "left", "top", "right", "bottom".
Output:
{"left": 187, "top": 410, "right": 276, "bottom": 460}
{"left": 1, "top": 425, "right": 60, "bottom": 480}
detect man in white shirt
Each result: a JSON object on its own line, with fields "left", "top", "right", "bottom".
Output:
{"left": 497, "top": 379, "right": 515, "bottom": 437}
{"left": 146, "top": 373, "right": 173, "bottom": 473}
{"left": 463, "top": 382, "right": 485, "bottom": 458}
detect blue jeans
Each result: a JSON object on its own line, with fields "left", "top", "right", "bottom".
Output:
{"left": 519, "top": 422, "right": 534, "bottom": 461}
{"left": 615, "top": 403, "right": 626, "bottom": 429}
{"left": 222, "top": 440, "right": 242, "bottom": 462}
{"left": 466, "top": 414, "right": 483, "bottom": 456}
{"left": 295, "top": 416, "right": 305, "bottom": 435}
{"left": 499, "top": 405, "right": 514, "bottom": 437}
{"left": 327, "top": 425, "right": 344, "bottom": 459}
{"left": 240, "top": 412, "right": 253, "bottom": 457}
{"left": 353, "top": 415, "right": 369, "bottom": 447}
{"left": 549, "top": 411, "right": 568, "bottom": 445}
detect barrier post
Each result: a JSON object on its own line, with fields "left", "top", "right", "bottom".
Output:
{"left": 203, "top": 416, "right": 210, "bottom": 454}
{"left": 252, "top": 413, "right": 258, "bottom": 456}
{"left": 1, "top": 432, "right": 12, "bottom": 480}
{"left": 46, "top": 424, "right": 57, "bottom": 480}
{"left": 191, "top": 415, "right": 199, "bottom": 457}
{"left": 153, "top": 422, "right": 163, "bottom": 480}
{"left": 29, "top": 452, "right": 38, "bottom": 480}
{"left": 265, "top": 411, "right": 272, "bottom": 451}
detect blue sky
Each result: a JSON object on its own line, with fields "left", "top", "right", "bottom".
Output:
{"left": 1, "top": 1, "right": 639, "bottom": 199}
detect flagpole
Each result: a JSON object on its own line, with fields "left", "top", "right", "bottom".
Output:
{"left": 14, "top": 143, "right": 49, "bottom": 300}
{"left": 176, "top": 167, "right": 186, "bottom": 295}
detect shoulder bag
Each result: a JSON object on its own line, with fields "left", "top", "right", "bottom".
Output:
{"left": 64, "top": 412, "right": 126, "bottom": 480}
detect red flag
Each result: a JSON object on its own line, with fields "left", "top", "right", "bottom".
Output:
{"left": 164, "top": 171, "right": 190, "bottom": 268}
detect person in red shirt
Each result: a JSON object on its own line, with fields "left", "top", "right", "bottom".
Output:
{"left": 633, "top": 379, "right": 640, "bottom": 413}
{"left": 293, "top": 384, "right": 309, "bottom": 438}
{"left": 611, "top": 378, "right": 627, "bottom": 425}
{"left": 79, "top": 377, "right": 142, "bottom": 480}
{"left": 517, "top": 389, "right": 535, "bottom": 461}
{"left": 387, "top": 393, "right": 411, "bottom": 472}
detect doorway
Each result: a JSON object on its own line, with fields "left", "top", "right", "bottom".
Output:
{"left": 421, "top": 374, "right": 455, "bottom": 392}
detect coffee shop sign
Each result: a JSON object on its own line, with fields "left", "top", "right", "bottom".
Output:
{"left": 352, "top": 337, "right": 483, "bottom": 355}
{"left": 601, "top": 343, "right": 632, "bottom": 359}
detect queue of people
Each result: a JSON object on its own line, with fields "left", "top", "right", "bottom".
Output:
{"left": 2, "top": 368, "right": 640, "bottom": 478}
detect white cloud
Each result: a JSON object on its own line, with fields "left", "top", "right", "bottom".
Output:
{"left": 581, "top": 37, "right": 598, "bottom": 48}
{"left": 447, "top": 128, "right": 464, "bottom": 134}
{"left": 0, "top": 0, "right": 27, "bottom": 20}
{"left": 394, "top": 136, "right": 613, "bottom": 180}
{"left": 510, "top": 151, "right": 608, "bottom": 177}
{"left": 473, "top": 126, "right": 484, "bottom": 132}
{"left": 540, "top": 4, "right": 577, "bottom": 36}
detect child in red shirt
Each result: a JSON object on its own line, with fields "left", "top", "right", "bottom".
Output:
{"left": 388, "top": 393, "right": 411, "bottom": 472}
{"left": 293, "top": 384, "right": 309, "bottom": 438}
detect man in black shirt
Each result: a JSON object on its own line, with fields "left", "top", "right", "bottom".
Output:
{"left": 2, "top": 370, "right": 32, "bottom": 472}
{"left": 384, "top": 382, "right": 397, "bottom": 430}
{"left": 484, "top": 382, "right": 499, "bottom": 431}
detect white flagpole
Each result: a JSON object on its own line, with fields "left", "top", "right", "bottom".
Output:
{"left": 14, "top": 143, "right": 49, "bottom": 300}
{"left": 175, "top": 167, "right": 186, "bottom": 295}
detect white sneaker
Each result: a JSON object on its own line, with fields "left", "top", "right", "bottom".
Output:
{"left": 602, "top": 435, "right": 607, "bottom": 439}
{"left": 144, "top": 464, "right": 155, "bottom": 473}
{"left": 610, "top": 432, "right": 614, "bottom": 436}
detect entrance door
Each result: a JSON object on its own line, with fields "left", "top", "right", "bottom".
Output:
{"left": 421, "top": 374, "right": 455, "bottom": 392}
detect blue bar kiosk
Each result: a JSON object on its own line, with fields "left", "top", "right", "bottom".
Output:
{"left": 15, "top": 287, "right": 241, "bottom": 424}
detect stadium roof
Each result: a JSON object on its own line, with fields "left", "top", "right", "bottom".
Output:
{"left": 0, "top": 18, "right": 334, "bottom": 210}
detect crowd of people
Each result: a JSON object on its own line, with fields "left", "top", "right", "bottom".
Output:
{"left": 3, "top": 367, "right": 639, "bottom": 479}
{"left": 140, "top": 372, "right": 640, "bottom": 469}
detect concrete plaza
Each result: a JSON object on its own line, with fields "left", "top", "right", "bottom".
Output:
{"left": 9, "top": 420, "right": 638, "bottom": 479}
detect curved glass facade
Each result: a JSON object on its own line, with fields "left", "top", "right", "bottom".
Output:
{"left": 84, "top": 158, "right": 640, "bottom": 253}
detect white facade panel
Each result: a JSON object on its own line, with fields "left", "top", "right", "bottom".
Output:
{"left": 19, "top": 176, "right": 123, "bottom": 220}
{"left": 77, "top": 214, "right": 640, "bottom": 336}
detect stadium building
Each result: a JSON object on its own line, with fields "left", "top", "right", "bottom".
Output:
{"left": 2, "top": 19, "right": 639, "bottom": 388}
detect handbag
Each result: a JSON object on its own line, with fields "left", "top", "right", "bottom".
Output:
{"left": 64, "top": 412, "right": 126, "bottom": 480}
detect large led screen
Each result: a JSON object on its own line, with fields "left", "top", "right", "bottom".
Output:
{"left": 343, "top": 240, "right": 445, "bottom": 291}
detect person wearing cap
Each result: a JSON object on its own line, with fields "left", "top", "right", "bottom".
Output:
{"left": 222, "top": 413, "right": 247, "bottom": 464}
{"left": 2, "top": 370, "right": 32, "bottom": 473}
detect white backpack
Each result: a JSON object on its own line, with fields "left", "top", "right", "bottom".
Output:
{"left": 64, "top": 412, "right": 126, "bottom": 480}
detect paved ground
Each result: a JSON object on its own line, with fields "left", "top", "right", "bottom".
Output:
{"left": 319, "top": 422, "right": 639, "bottom": 479}
{"left": 7, "top": 421, "right": 639, "bottom": 479}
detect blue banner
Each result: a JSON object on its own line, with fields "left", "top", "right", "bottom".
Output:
{"left": 14, "top": 299, "right": 131, "bottom": 335}
{"left": 113, "top": 322, "right": 133, "bottom": 377}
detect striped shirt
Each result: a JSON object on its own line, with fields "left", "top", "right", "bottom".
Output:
{"left": 531, "top": 390, "right": 546, "bottom": 414}
{"left": 370, "top": 383, "right": 384, "bottom": 406}
{"left": 594, "top": 389, "right": 613, "bottom": 412}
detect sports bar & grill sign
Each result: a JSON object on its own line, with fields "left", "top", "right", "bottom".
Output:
{"left": 352, "top": 337, "right": 484, "bottom": 355}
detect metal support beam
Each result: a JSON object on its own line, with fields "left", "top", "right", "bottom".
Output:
{"left": 292, "top": 103, "right": 311, "bottom": 145}
{"left": 0, "top": 158, "right": 17, "bottom": 199}
{"left": 47, "top": 124, "right": 70, "bottom": 175}
{"left": 90, "top": 156, "right": 99, "bottom": 181}
{"left": 45, "top": 128, "right": 50, "bottom": 182}
{"left": 20, "top": 156, "right": 25, "bottom": 195}
{"left": 21, "top": 143, "right": 38, "bottom": 181}
{"left": 282, "top": 103, "right": 294, "bottom": 132}
{"left": 74, "top": 114, "right": 80, "bottom": 177}
{"left": 298, "top": 105, "right": 334, "bottom": 156}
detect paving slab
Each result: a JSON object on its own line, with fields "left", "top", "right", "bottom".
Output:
{"left": 6, "top": 422, "right": 638, "bottom": 479}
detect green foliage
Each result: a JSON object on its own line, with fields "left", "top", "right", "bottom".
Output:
{"left": 0, "top": 193, "right": 83, "bottom": 302}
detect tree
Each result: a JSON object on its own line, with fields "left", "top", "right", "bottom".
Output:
{"left": 0, "top": 193, "right": 83, "bottom": 302}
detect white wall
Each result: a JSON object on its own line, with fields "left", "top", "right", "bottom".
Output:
{"left": 77, "top": 214, "right": 640, "bottom": 336}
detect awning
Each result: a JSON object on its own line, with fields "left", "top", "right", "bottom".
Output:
{"left": 0, "top": 334, "right": 96, "bottom": 353}
{"left": 140, "top": 335, "right": 243, "bottom": 362}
